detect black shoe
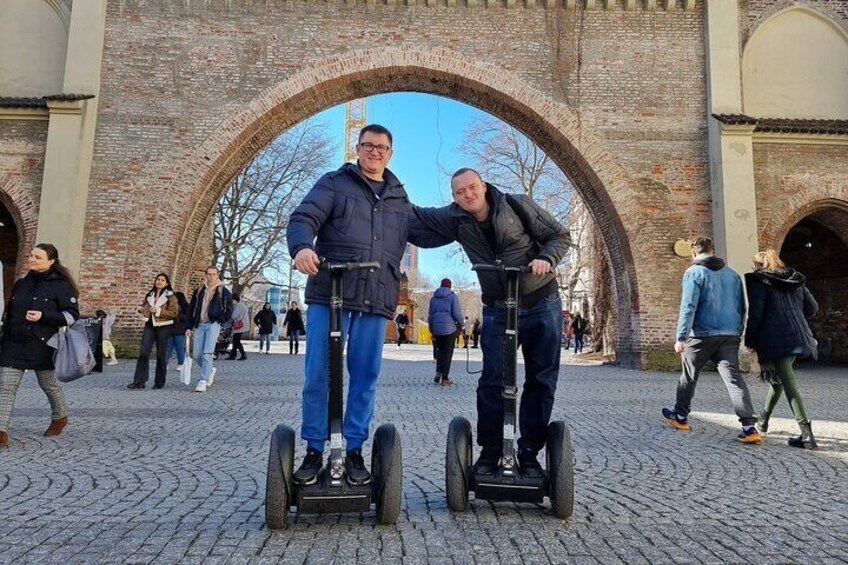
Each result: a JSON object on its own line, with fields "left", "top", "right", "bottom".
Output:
{"left": 226, "top": 356, "right": 236, "bottom": 360}
{"left": 294, "top": 449, "right": 323, "bottom": 485}
{"left": 152, "top": 384, "right": 164, "bottom": 390}
{"left": 126, "top": 382, "right": 145, "bottom": 390}
{"left": 517, "top": 449, "right": 545, "bottom": 479}
{"left": 238, "top": 356, "right": 247, "bottom": 361}
{"left": 433, "top": 373, "right": 442, "bottom": 384}
{"left": 345, "top": 449, "right": 372, "bottom": 486}
{"left": 473, "top": 447, "right": 501, "bottom": 476}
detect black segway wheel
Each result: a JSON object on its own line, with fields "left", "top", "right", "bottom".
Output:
{"left": 546, "top": 420, "right": 574, "bottom": 519}
{"left": 372, "top": 423, "right": 402, "bottom": 525}
{"left": 265, "top": 424, "right": 295, "bottom": 529}
{"left": 445, "top": 416, "right": 472, "bottom": 512}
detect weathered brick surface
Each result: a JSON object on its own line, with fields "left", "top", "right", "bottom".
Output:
{"left": 0, "top": 0, "right": 827, "bottom": 368}
{"left": 0, "top": 120, "right": 45, "bottom": 280}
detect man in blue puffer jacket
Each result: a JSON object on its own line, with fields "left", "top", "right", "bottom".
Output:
{"left": 428, "top": 278, "right": 464, "bottom": 386}
{"left": 661, "top": 236, "right": 760, "bottom": 443}
{"left": 287, "top": 124, "right": 447, "bottom": 487}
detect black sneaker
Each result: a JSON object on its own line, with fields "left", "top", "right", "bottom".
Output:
{"left": 294, "top": 449, "right": 323, "bottom": 485}
{"left": 473, "top": 447, "right": 501, "bottom": 476}
{"left": 517, "top": 449, "right": 545, "bottom": 479}
{"left": 345, "top": 449, "right": 372, "bottom": 486}
{"left": 126, "top": 382, "right": 144, "bottom": 390}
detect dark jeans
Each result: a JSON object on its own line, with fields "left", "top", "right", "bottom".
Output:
{"left": 434, "top": 331, "right": 457, "bottom": 380}
{"left": 573, "top": 333, "right": 584, "bottom": 353}
{"left": 133, "top": 325, "right": 170, "bottom": 387}
{"left": 675, "top": 335, "right": 756, "bottom": 426}
{"left": 288, "top": 330, "right": 300, "bottom": 354}
{"left": 228, "top": 332, "right": 246, "bottom": 358}
{"left": 396, "top": 326, "right": 407, "bottom": 347}
{"left": 479, "top": 292, "right": 563, "bottom": 454}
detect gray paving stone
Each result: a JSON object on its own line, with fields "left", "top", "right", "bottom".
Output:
{"left": 0, "top": 344, "right": 845, "bottom": 563}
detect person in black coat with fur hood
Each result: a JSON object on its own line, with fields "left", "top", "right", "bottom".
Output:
{"left": 745, "top": 249, "right": 819, "bottom": 449}
{"left": 0, "top": 244, "right": 80, "bottom": 448}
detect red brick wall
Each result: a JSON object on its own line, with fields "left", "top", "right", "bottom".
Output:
{"left": 0, "top": 120, "right": 45, "bottom": 283}
{"left": 77, "top": 3, "right": 711, "bottom": 366}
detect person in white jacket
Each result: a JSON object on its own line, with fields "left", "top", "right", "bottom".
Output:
{"left": 226, "top": 293, "right": 250, "bottom": 360}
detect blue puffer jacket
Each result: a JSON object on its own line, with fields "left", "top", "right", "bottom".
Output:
{"left": 675, "top": 254, "right": 746, "bottom": 342}
{"left": 744, "top": 268, "right": 818, "bottom": 363}
{"left": 287, "top": 163, "right": 447, "bottom": 319}
{"left": 428, "top": 287, "right": 463, "bottom": 336}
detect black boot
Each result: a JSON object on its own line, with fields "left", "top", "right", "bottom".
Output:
{"left": 755, "top": 410, "right": 771, "bottom": 435}
{"left": 788, "top": 420, "right": 818, "bottom": 449}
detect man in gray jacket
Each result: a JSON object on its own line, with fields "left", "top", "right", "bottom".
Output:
{"left": 414, "top": 168, "right": 571, "bottom": 479}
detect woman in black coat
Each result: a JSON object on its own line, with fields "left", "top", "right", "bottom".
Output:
{"left": 0, "top": 244, "right": 80, "bottom": 448}
{"left": 745, "top": 249, "right": 819, "bottom": 449}
{"left": 253, "top": 303, "right": 277, "bottom": 354}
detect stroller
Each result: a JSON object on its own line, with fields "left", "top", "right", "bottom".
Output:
{"left": 213, "top": 323, "right": 233, "bottom": 360}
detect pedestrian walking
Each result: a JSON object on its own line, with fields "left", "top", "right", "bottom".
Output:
{"left": 96, "top": 309, "right": 119, "bottom": 365}
{"left": 127, "top": 273, "right": 179, "bottom": 390}
{"left": 460, "top": 316, "right": 470, "bottom": 349}
{"left": 413, "top": 167, "right": 571, "bottom": 478}
{"left": 164, "top": 291, "right": 190, "bottom": 371}
{"left": 0, "top": 244, "right": 79, "bottom": 448}
{"left": 571, "top": 313, "right": 586, "bottom": 353}
{"left": 283, "top": 300, "right": 305, "bottom": 355}
{"left": 661, "top": 236, "right": 761, "bottom": 443}
{"left": 471, "top": 318, "right": 481, "bottom": 348}
{"left": 745, "top": 249, "right": 820, "bottom": 448}
{"left": 254, "top": 303, "right": 277, "bottom": 354}
{"left": 287, "top": 123, "right": 444, "bottom": 486}
{"left": 428, "top": 278, "right": 464, "bottom": 386}
{"left": 394, "top": 307, "right": 410, "bottom": 350}
{"left": 227, "top": 293, "right": 249, "bottom": 360}
{"left": 186, "top": 266, "right": 233, "bottom": 393}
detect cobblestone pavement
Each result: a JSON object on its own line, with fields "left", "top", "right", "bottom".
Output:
{"left": 1, "top": 342, "right": 846, "bottom": 564}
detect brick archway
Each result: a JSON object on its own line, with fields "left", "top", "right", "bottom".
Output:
{"left": 164, "top": 47, "right": 642, "bottom": 363}
{"left": 0, "top": 174, "right": 38, "bottom": 280}
{"left": 764, "top": 198, "right": 848, "bottom": 251}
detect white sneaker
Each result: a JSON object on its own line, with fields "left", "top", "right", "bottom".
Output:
{"left": 207, "top": 367, "right": 217, "bottom": 387}
{"left": 106, "top": 359, "right": 118, "bottom": 366}
{"left": 176, "top": 365, "right": 183, "bottom": 371}
{"left": 194, "top": 380, "right": 207, "bottom": 393}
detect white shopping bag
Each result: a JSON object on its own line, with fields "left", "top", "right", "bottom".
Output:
{"left": 181, "top": 335, "right": 193, "bottom": 385}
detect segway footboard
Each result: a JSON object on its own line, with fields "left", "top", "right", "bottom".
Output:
{"left": 296, "top": 469, "right": 373, "bottom": 514}
{"left": 473, "top": 471, "right": 547, "bottom": 504}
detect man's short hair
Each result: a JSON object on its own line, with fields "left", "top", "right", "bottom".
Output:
{"left": 451, "top": 167, "right": 483, "bottom": 183}
{"left": 205, "top": 265, "right": 219, "bottom": 274}
{"left": 689, "top": 237, "right": 714, "bottom": 255}
{"left": 358, "top": 124, "right": 393, "bottom": 146}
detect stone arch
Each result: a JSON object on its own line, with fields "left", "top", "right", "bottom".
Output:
{"left": 0, "top": 175, "right": 37, "bottom": 282}
{"left": 775, "top": 200, "right": 848, "bottom": 363}
{"left": 743, "top": 6, "right": 848, "bottom": 119}
{"left": 767, "top": 198, "right": 848, "bottom": 252}
{"left": 163, "top": 47, "right": 641, "bottom": 362}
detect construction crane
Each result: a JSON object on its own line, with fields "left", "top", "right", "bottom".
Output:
{"left": 344, "top": 99, "right": 366, "bottom": 163}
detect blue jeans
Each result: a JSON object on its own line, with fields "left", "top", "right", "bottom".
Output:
{"left": 479, "top": 292, "right": 563, "bottom": 454}
{"left": 302, "top": 305, "right": 387, "bottom": 452}
{"left": 259, "top": 333, "right": 272, "bottom": 352}
{"left": 192, "top": 322, "right": 220, "bottom": 382}
{"left": 165, "top": 334, "right": 186, "bottom": 366}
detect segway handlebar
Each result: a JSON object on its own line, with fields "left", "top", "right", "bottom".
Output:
{"left": 472, "top": 263, "right": 532, "bottom": 274}
{"left": 319, "top": 259, "right": 382, "bottom": 273}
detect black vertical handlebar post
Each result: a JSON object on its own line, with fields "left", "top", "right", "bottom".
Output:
{"left": 318, "top": 259, "right": 381, "bottom": 480}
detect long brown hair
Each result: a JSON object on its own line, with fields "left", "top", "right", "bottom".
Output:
{"left": 35, "top": 243, "right": 80, "bottom": 297}
{"left": 752, "top": 248, "right": 786, "bottom": 271}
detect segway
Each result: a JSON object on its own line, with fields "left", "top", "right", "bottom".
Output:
{"left": 445, "top": 263, "right": 574, "bottom": 519}
{"left": 265, "top": 260, "right": 403, "bottom": 529}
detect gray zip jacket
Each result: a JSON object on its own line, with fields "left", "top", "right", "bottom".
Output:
{"left": 412, "top": 184, "right": 571, "bottom": 306}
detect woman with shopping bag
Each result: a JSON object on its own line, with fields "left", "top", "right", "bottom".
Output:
{"left": 0, "top": 244, "right": 79, "bottom": 448}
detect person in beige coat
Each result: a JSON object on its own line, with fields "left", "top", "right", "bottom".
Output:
{"left": 127, "top": 273, "right": 179, "bottom": 390}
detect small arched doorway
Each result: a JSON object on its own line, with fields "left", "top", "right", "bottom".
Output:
{"left": 0, "top": 199, "right": 20, "bottom": 305}
{"left": 780, "top": 206, "right": 848, "bottom": 363}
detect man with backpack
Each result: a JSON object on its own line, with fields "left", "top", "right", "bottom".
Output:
{"left": 412, "top": 168, "right": 571, "bottom": 479}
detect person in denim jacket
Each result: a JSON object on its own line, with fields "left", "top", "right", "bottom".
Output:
{"left": 661, "top": 236, "right": 760, "bottom": 443}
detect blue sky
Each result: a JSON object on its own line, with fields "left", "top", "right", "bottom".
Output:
{"left": 312, "top": 93, "right": 490, "bottom": 285}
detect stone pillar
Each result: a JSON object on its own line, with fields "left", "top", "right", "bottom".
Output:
{"left": 704, "top": 0, "right": 759, "bottom": 274}
{"left": 36, "top": 0, "right": 107, "bottom": 276}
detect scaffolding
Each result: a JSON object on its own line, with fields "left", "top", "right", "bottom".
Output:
{"left": 344, "top": 99, "right": 367, "bottom": 163}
